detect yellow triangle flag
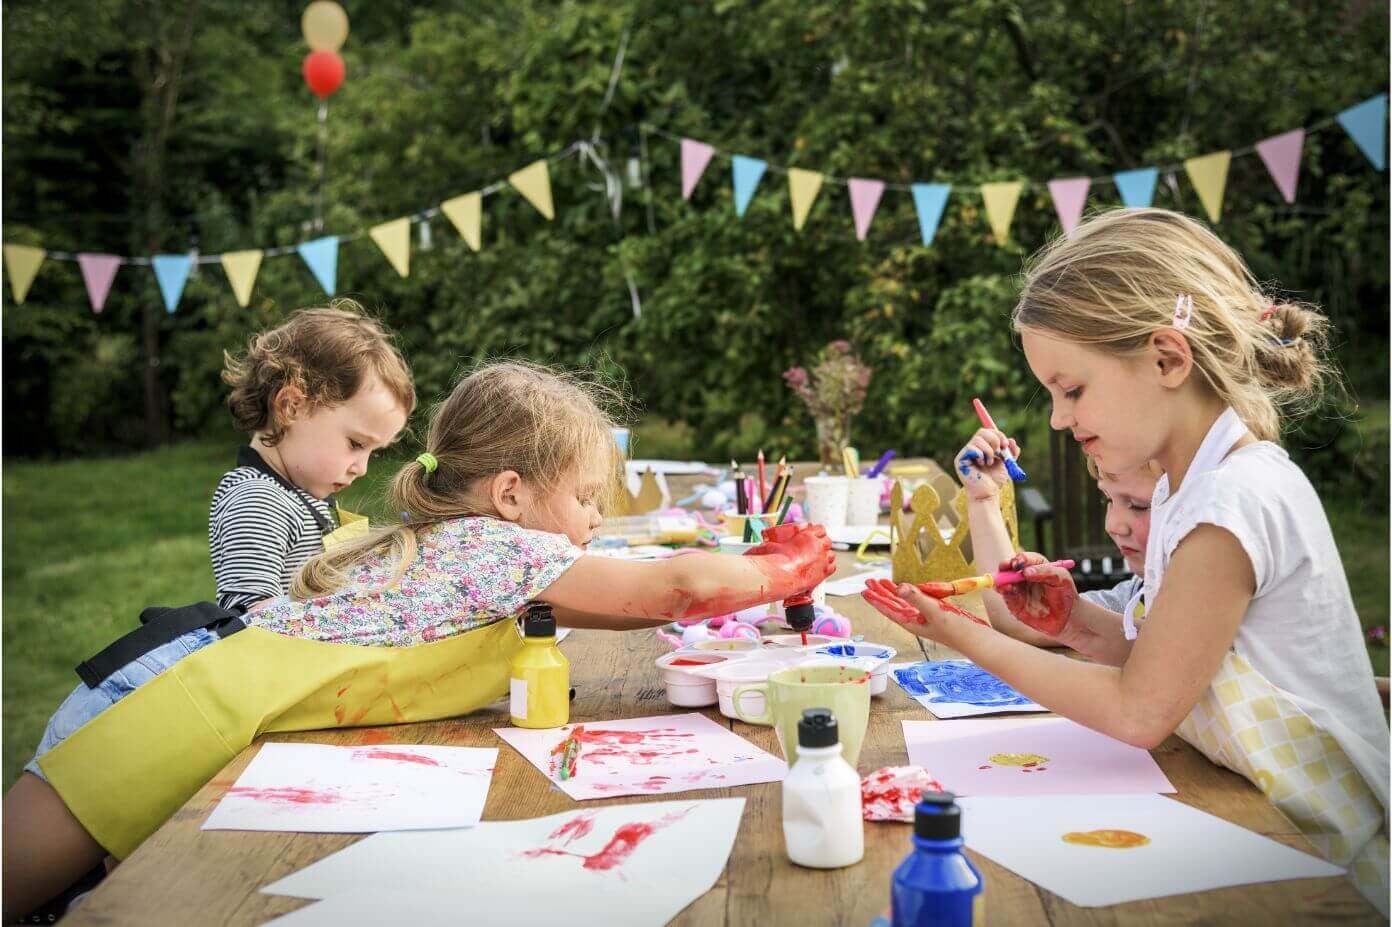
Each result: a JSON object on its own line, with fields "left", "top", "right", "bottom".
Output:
{"left": 370, "top": 218, "right": 412, "bottom": 277}
{"left": 787, "top": 168, "right": 825, "bottom": 231}
{"left": 1184, "top": 150, "right": 1232, "bottom": 223}
{"left": 508, "top": 160, "right": 554, "bottom": 220}
{"left": 220, "top": 250, "right": 263, "bottom": 307}
{"left": 980, "top": 181, "right": 1024, "bottom": 245}
{"left": 3, "top": 244, "right": 45, "bottom": 303}
{"left": 441, "top": 192, "right": 482, "bottom": 251}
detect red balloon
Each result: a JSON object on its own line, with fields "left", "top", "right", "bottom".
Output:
{"left": 302, "top": 50, "right": 345, "bottom": 99}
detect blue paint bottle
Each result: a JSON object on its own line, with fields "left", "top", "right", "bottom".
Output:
{"left": 891, "top": 793, "right": 983, "bottom": 927}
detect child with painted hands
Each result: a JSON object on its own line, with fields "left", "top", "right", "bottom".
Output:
{"left": 870, "top": 208, "right": 1388, "bottom": 913}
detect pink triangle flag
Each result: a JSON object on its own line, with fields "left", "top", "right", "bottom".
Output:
{"left": 1255, "top": 128, "right": 1305, "bottom": 204}
{"left": 1047, "top": 177, "right": 1091, "bottom": 236}
{"left": 681, "top": 138, "right": 716, "bottom": 200}
{"left": 77, "top": 253, "right": 122, "bottom": 313}
{"left": 847, "top": 178, "right": 886, "bottom": 241}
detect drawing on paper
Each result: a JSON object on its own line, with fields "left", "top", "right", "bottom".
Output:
{"left": 519, "top": 807, "right": 694, "bottom": 875}
{"left": 892, "top": 661, "right": 1033, "bottom": 707}
{"left": 1061, "top": 829, "right": 1151, "bottom": 849}
{"left": 977, "top": 752, "right": 1050, "bottom": 772}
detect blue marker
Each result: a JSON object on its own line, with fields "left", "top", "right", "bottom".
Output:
{"left": 971, "top": 397, "right": 1027, "bottom": 482}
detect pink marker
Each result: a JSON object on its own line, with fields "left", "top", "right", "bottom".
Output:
{"left": 917, "top": 560, "right": 1076, "bottom": 598}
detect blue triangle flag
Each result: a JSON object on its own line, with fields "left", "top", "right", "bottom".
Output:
{"left": 1113, "top": 167, "right": 1159, "bottom": 208}
{"left": 731, "top": 155, "right": 767, "bottom": 218}
{"left": 1337, "top": 94, "right": 1387, "bottom": 171}
{"left": 910, "top": 183, "right": 951, "bottom": 246}
{"left": 152, "top": 254, "right": 193, "bottom": 314}
{"left": 298, "top": 236, "right": 339, "bottom": 296}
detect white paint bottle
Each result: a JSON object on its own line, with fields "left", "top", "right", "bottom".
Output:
{"left": 782, "top": 707, "right": 865, "bottom": 868}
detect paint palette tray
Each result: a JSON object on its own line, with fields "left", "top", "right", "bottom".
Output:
{"left": 654, "top": 639, "right": 897, "bottom": 713}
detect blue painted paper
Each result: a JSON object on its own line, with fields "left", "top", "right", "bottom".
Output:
{"left": 151, "top": 254, "right": 193, "bottom": 314}
{"left": 731, "top": 155, "right": 767, "bottom": 218}
{"left": 1337, "top": 94, "right": 1388, "bottom": 171}
{"left": 1113, "top": 167, "right": 1159, "bottom": 208}
{"left": 910, "top": 183, "right": 951, "bottom": 246}
{"left": 893, "top": 661, "right": 1032, "bottom": 708}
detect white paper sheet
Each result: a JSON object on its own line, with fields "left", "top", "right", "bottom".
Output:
{"left": 958, "top": 794, "right": 1343, "bottom": 907}
{"left": 261, "top": 799, "right": 746, "bottom": 926}
{"left": 903, "top": 717, "right": 1176, "bottom": 796}
{"left": 201, "top": 742, "right": 495, "bottom": 834}
{"left": 891, "top": 659, "right": 1049, "bottom": 718}
{"left": 494, "top": 712, "right": 786, "bottom": 800}
{"left": 822, "top": 567, "right": 893, "bottom": 597}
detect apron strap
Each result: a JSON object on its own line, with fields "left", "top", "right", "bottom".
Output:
{"left": 76, "top": 602, "right": 245, "bottom": 689}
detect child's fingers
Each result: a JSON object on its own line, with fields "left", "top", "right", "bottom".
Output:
{"left": 999, "top": 552, "right": 1046, "bottom": 573}
{"left": 1022, "top": 564, "right": 1071, "bottom": 587}
{"left": 862, "top": 588, "right": 923, "bottom": 625}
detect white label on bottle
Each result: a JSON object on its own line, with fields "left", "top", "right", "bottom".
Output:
{"left": 510, "top": 678, "right": 528, "bottom": 721}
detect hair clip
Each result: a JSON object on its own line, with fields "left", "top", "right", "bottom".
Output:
{"left": 1172, "top": 294, "right": 1194, "bottom": 331}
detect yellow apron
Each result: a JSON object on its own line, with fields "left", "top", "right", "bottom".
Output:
{"left": 1178, "top": 651, "right": 1390, "bottom": 915}
{"left": 323, "top": 505, "right": 370, "bottom": 549}
{"left": 38, "top": 619, "right": 522, "bottom": 859}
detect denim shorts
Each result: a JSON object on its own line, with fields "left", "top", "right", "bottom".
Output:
{"left": 25, "top": 628, "right": 218, "bottom": 780}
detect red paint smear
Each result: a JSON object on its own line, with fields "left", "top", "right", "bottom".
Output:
{"left": 548, "top": 811, "right": 598, "bottom": 845}
{"left": 357, "top": 729, "right": 390, "bottom": 745}
{"left": 800, "top": 631, "right": 808, "bottom": 646}
{"left": 521, "top": 807, "right": 693, "bottom": 872}
{"left": 387, "top": 694, "right": 406, "bottom": 723}
{"left": 978, "top": 765, "right": 992, "bottom": 770}
{"left": 937, "top": 599, "right": 991, "bottom": 628}
{"left": 669, "top": 658, "right": 712, "bottom": 667}
{"left": 355, "top": 748, "right": 441, "bottom": 767}
{"left": 336, "top": 685, "right": 351, "bottom": 697}
{"left": 228, "top": 786, "right": 343, "bottom": 805}
{"left": 333, "top": 705, "right": 346, "bottom": 725}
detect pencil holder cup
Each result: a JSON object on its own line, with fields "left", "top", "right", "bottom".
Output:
{"left": 802, "top": 476, "right": 850, "bottom": 530}
{"left": 719, "top": 512, "right": 782, "bottom": 542}
{"left": 847, "top": 477, "right": 884, "bottom": 526}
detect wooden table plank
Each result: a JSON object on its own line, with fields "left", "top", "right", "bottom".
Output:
{"left": 64, "top": 541, "right": 1380, "bottom": 926}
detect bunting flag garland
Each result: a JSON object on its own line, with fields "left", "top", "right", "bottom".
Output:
{"left": 151, "top": 254, "right": 193, "bottom": 314}
{"left": 1337, "top": 93, "right": 1387, "bottom": 170}
{"left": 297, "top": 236, "right": 339, "bottom": 296}
{"left": 731, "top": 155, "right": 767, "bottom": 217}
{"left": 369, "top": 218, "right": 411, "bottom": 277}
{"left": 5, "top": 95, "right": 1384, "bottom": 313}
{"left": 910, "top": 183, "right": 951, "bottom": 246}
{"left": 1183, "top": 150, "right": 1232, "bottom": 223}
{"left": 1047, "top": 177, "right": 1091, "bottom": 236}
{"left": 4, "top": 244, "right": 45, "bottom": 304}
{"left": 441, "top": 192, "right": 482, "bottom": 251}
{"left": 508, "top": 160, "right": 554, "bottom": 220}
{"left": 77, "top": 253, "right": 121, "bottom": 312}
{"left": 848, "top": 178, "right": 885, "bottom": 241}
{"left": 220, "top": 250, "right": 263, "bottom": 307}
{"left": 1255, "top": 129, "right": 1305, "bottom": 203}
{"left": 680, "top": 138, "right": 715, "bottom": 200}
{"left": 787, "top": 168, "right": 824, "bottom": 230}
{"left": 980, "top": 181, "right": 1024, "bottom": 245}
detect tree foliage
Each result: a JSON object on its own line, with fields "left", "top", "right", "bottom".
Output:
{"left": 3, "top": 0, "right": 1387, "bottom": 477}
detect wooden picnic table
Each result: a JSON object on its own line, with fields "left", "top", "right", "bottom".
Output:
{"left": 65, "top": 465, "right": 1380, "bottom": 925}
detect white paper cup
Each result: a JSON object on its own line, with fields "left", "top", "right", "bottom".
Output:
{"left": 802, "top": 476, "right": 850, "bottom": 530}
{"left": 847, "top": 477, "right": 883, "bottom": 526}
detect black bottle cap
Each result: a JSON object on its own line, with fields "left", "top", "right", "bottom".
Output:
{"left": 797, "top": 708, "right": 839, "bottom": 748}
{"left": 785, "top": 595, "right": 816, "bottom": 632}
{"left": 523, "top": 604, "right": 557, "bottom": 637}
{"left": 913, "top": 792, "right": 962, "bottom": 840}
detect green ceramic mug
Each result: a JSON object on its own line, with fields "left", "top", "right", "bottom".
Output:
{"left": 732, "top": 664, "right": 871, "bottom": 767}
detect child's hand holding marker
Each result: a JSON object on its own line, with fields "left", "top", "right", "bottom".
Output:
{"left": 954, "top": 427, "right": 1022, "bottom": 502}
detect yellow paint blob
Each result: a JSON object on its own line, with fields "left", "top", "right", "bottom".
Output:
{"left": 987, "top": 752, "right": 1049, "bottom": 767}
{"left": 1061, "top": 829, "right": 1151, "bottom": 849}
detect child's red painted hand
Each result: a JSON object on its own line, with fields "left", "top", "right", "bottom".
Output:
{"left": 954, "top": 427, "right": 1021, "bottom": 502}
{"left": 744, "top": 523, "right": 837, "bottom": 596}
{"left": 861, "top": 578, "right": 991, "bottom": 642}
{"left": 996, "top": 553, "right": 1077, "bottom": 638}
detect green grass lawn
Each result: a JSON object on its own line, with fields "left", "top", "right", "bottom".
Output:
{"left": 4, "top": 433, "right": 1387, "bottom": 788}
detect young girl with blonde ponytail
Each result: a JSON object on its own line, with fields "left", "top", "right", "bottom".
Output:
{"left": 864, "top": 208, "right": 1388, "bottom": 912}
{"left": 5, "top": 361, "right": 835, "bottom": 920}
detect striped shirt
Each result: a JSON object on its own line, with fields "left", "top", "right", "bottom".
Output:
{"left": 208, "top": 446, "right": 336, "bottom": 612}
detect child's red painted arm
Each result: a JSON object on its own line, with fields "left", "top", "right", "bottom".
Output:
{"left": 539, "top": 523, "right": 836, "bottom": 628}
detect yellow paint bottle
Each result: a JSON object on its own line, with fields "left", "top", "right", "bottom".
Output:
{"left": 509, "top": 604, "right": 569, "bottom": 729}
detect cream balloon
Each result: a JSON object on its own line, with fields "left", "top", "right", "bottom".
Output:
{"left": 301, "top": 1, "right": 349, "bottom": 52}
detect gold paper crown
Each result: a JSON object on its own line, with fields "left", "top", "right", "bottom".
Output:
{"left": 889, "top": 479, "right": 1020, "bottom": 621}
{"left": 609, "top": 467, "right": 664, "bottom": 516}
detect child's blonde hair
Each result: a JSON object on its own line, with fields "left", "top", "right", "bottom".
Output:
{"left": 1013, "top": 208, "right": 1336, "bottom": 442}
{"left": 223, "top": 300, "right": 416, "bottom": 445}
{"left": 293, "top": 361, "right": 624, "bottom": 598}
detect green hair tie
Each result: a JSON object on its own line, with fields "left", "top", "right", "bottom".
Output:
{"left": 416, "top": 452, "right": 438, "bottom": 474}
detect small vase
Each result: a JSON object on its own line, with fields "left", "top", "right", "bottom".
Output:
{"left": 815, "top": 419, "right": 848, "bottom": 469}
